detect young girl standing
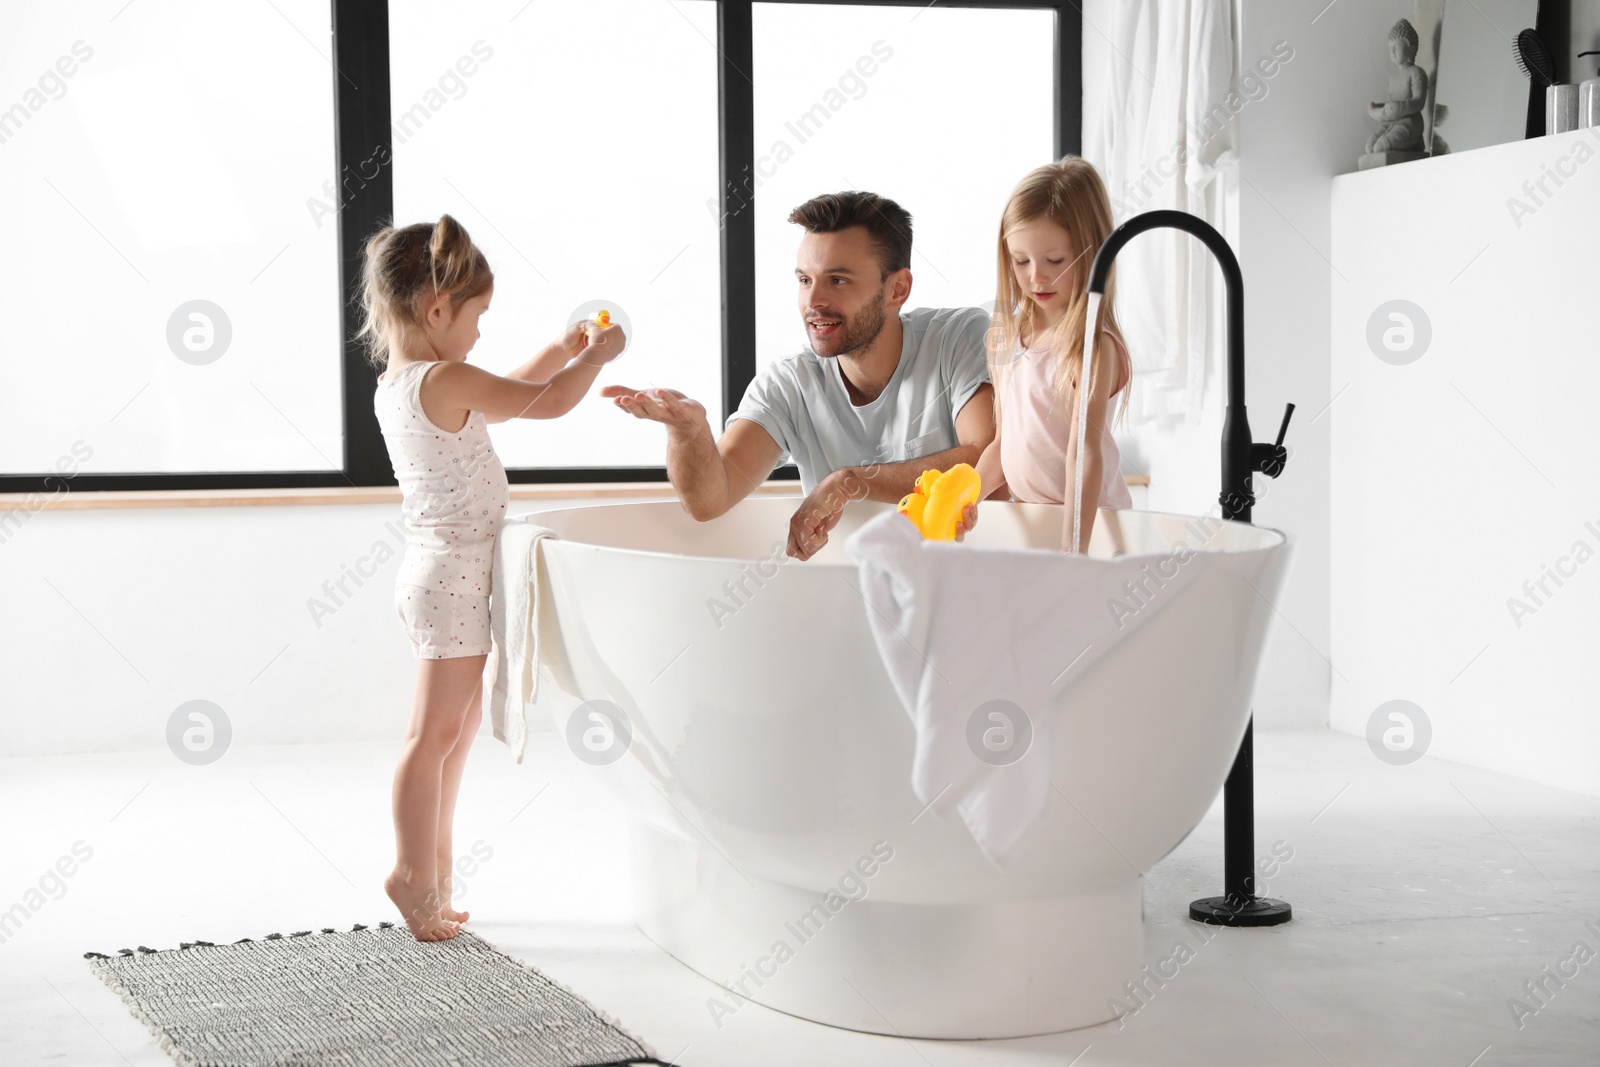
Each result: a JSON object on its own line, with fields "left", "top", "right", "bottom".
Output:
{"left": 971, "top": 156, "right": 1132, "bottom": 553}
{"left": 362, "top": 214, "right": 626, "bottom": 940}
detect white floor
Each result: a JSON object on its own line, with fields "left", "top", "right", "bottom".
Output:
{"left": 2, "top": 727, "right": 1596, "bottom": 1066}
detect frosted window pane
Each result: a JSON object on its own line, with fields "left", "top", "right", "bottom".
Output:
{"left": 0, "top": 0, "right": 342, "bottom": 474}
{"left": 751, "top": 3, "right": 1055, "bottom": 376}
{"left": 389, "top": 0, "right": 722, "bottom": 469}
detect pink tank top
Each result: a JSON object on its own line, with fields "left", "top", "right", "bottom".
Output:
{"left": 996, "top": 329, "right": 1132, "bottom": 509}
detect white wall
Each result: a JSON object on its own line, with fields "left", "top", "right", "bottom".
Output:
{"left": 0, "top": 495, "right": 648, "bottom": 759}
{"left": 1575, "top": 3, "right": 1600, "bottom": 65}
{"left": 1330, "top": 126, "right": 1600, "bottom": 798}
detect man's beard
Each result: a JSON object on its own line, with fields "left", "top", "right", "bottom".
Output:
{"left": 806, "top": 285, "right": 888, "bottom": 358}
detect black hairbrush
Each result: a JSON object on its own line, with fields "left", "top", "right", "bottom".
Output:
{"left": 1515, "top": 27, "right": 1556, "bottom": 138}
{"left": 1513, "top": 28, "right": 1555, "bottom": 87}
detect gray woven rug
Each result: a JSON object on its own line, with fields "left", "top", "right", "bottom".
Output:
{"left": 84, "top": 922, "right": 675, "bottom": 1067}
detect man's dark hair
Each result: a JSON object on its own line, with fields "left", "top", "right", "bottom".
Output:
{"left": 787, "top": 191, "right": 912, "bottom": 280}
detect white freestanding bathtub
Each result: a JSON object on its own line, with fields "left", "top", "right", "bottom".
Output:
{"left": 523, "top": 497, "right": 1290, "bottom": 1039}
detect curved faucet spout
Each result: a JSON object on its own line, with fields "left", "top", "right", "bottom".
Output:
{"left": 1087, "top": 209, "right": 1244, "bottom": 410}
{"left": 1084, "top": 209, "right": 1292, "bottom": 525}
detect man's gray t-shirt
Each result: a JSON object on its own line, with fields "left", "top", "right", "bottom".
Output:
{"left": 727, "top": 306, "right": 992, "bottom": 493}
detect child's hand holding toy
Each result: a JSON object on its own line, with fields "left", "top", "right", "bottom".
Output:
{"left": 560, "top": 318, "right": 592, "bottom": 358}
{"left": 580, "top": 308, "right": 627, "bottom": 365}
{"left": 898, "top": 463, "right": 982, "bottom": 541}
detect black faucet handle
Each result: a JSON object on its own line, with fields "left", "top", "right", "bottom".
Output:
{"left": 1273, "top": 403, "right": 1295, "bottom": 449}
{"left": 1251, "top": 402, "right": 1294, "bottom": 478}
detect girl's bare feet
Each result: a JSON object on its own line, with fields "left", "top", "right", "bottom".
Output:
{"left": 437, "top": 854, "right": 470, "bottom": 923}
{"left": 384, "top": 869, "right": 461, "bottom": 941}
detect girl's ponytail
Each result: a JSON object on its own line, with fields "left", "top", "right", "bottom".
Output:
{"left": 428, "top": 213, "right": 486, "bottom": 302}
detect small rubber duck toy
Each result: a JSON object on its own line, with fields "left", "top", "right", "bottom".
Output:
{"left": 897, "top": 463, "right": 982, "bottom": 541}
{"left": 584, "top": 309, "right": 614, "bottom": 345}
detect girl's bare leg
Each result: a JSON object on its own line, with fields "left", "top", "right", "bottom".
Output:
{"left": 385, "top": 653, "right": 485, "bottom": 941}
{"left": 435, "top": 673, "right": 483, "bottom": 923}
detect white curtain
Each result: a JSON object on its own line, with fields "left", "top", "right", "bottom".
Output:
{"left": 1084, "top": 0, "right": 1238, "bottom": 424}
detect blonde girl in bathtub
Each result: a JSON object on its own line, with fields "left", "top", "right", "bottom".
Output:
{"left": 361, "top": 213, "right": 627, "bottom": 940}
{"left": 962, "top": 156, "right": 1133, "bottom": 553}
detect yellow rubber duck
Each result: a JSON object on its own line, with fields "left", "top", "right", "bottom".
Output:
{"left": 897, "top": 463, "right": 982, "bottom": 541}
{"left": 592, "top": 309, "right": 612, "bottom": 328}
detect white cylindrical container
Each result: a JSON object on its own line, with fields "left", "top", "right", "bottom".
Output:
{"left": 1582, "top": 53, "right": 1600, "bottom": 129}
{"left": 1548, "top": 83, "right": 1579, "bottom": 133}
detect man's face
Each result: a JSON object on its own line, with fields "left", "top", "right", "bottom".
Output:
{"left": 794, "top": 226, "right": 902, "bottom": 358}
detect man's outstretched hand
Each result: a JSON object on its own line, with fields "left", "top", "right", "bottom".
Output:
{"left": 601, "top": 384, "right": 707, "bottom": 431}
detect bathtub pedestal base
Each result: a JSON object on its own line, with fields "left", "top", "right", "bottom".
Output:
{"left": 630, "top": 825, "right": 1144, "bottom": 1039}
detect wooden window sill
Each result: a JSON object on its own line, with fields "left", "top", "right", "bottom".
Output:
{"left": 0, "top": 475, "right": 1149, "bottom": 511}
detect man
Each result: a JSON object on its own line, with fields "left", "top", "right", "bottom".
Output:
{"left": 603, "top": 190, "right": 995, "bottom": 560}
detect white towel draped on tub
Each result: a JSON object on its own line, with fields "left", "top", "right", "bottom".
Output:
{"left": 484, "top": 517, "right": 579, "bottom": 764}
{"left": 844, "top": 508, "right": 1215, "bottom": 867}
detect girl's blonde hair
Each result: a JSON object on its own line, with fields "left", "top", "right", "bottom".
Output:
{"left": 357, "top": 213, "right": 494, "bottom": 370}
{"left": 987, "top": 155, "right": 1130, "bottom": 432}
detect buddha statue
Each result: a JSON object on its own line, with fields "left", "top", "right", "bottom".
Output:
{"left": 1366, "top": 19, "right": 1428, "bottom": 154}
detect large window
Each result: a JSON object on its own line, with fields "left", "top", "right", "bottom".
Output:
{"left": 389, "top": 0, "right": 722, "bottom": 470}
{"left": 0, "top": 1, "right": 341, "bottom": 475}
{"left": 0, "top": 0, "right": 1076, "bottom": 492}
{"left": 751, "top": 3, "right": 1056, "bottom": 377}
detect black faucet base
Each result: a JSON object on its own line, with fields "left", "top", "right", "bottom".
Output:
{"left": 1188, "top": 895, "right": 1293, "bottom": 927}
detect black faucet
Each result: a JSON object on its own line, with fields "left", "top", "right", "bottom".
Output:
{"left": 1087, "top": 208, "right": 1295, "bottom": 928}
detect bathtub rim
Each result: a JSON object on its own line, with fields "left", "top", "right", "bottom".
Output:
{"left": 515, "top": 498, "right": 1288, "bottom": 567}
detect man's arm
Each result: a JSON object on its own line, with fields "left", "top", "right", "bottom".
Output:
{"left": 668, "top": 414, "right": 784, "bottom": 521}
{"left": 785, "top": 383, "right": 996, "bottom": 560}
{"left": 819, "top": 383, "right": 996, "bottom": 503}
{"left": 601, "top": 385, "right": 784, "bottom": 521}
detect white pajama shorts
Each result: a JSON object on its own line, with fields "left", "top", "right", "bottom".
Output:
{"left": 393, "top": 583, "right": 492, "bottom": 660}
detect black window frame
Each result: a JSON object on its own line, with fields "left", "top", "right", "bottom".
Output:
{"left": 0, "top": 0, "right": 1079, "bottom": 494}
